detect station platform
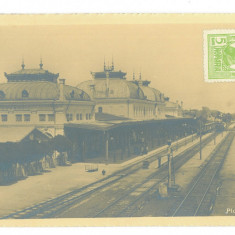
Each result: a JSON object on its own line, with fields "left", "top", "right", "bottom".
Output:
{"left": 0, "top": 132, "right": 222, "bottom": 217}
{"left": 212, "top": 134, "right": 235, "bottom": 216}
{"left": 131, "top": 131, "right": 228, "bottom": 217}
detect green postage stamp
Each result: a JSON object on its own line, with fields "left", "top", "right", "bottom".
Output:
{"left": 204, "top": 30, "right": 235, "bottom": 82}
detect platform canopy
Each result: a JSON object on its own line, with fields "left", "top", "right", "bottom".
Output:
{"left": 0, "top": 127, "right": 52, "bottom": 143}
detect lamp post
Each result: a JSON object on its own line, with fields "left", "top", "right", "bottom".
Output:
{"left": 214, "top": 132, "right": 216, "bottom": 145}
{"left": 199, "top": 119, "right": 202, "bottom": 160}
{"left": 182, "top": 123, "right": 187, "bottom": 145}
{"left": 167, "top": 140, "right": 175, "bottom": 188}
{"left": 176, "top": 135, "right": 178, "bottom": 151}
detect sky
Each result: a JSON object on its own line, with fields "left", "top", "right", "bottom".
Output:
{"left": 0, "top": 23, "right": 235, "bottom": 113}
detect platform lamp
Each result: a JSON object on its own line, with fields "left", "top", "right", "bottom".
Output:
{"left": 167, "top": 140, "right": 175, "bottom": 189}
{"left": 175, "top": 135, "right": 179, "bottom": 151}
{"left": 182, "top": 123, "right": 187, "bottom": 145}
{"left": 198, "top": 118, "right": 202, "bottom": 160}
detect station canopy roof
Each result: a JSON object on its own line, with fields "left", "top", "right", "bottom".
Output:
{"left": 65, "top": 117, "right": 187, "bottom": 132}
{"left": 0, "top": 127, "right": 52, "bottom": 143}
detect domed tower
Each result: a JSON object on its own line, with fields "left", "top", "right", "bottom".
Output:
{"left": 77, "top": 61, "right": 156, "bottom": 120}
{"left": 131, "top": 72, "right": 166, "bottom": 119}
{"left": 0, "top": 60, "right": 95, "bottom": 136}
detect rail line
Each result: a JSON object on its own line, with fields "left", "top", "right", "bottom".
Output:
{"left": 0, "top": 132, "right": 217, "bottom": 219}
{"left": 171, "top": 132, "right": 234, "bottom": 217}
{"left": 91, "top": 132, "right": 221, "bottom": 217}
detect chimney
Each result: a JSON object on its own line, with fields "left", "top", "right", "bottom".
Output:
{"left": 89, "top": 84, "right": 95, "bottom": 98}
{"left": 59, "top": 78, "right": 65, "bottom": 101}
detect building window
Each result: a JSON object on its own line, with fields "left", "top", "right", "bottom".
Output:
{"left": 89, "top": 114, "right": 91, "bottom": 120}
{"left": 22, "top": 90, "right": 29, "bottom": 98}
{"left": 1, "top": 114, "right": 7, "bottom": 122}
{"left": 0, "top": 90, "right": 5, "bottom": 99}
{"left": 66, "top": 113, "right": 73, "bottom": 121}
{"left": 86, "top": 114, "right": 89, "bottom": 120}
{"left": 70, "top": 90, "right": 75, "bottom": 98}
{"left": 16, "top": 114, "right": 22, "bottom": 122}
{"left": 24, "top": 114, "right": 30, "bottom": 122}
{"left": 39, "top": 114, "right": 46, "bottom": 122}
{"left": 48, "top": 114, "right": 55, "bottom": 122}
{"left": 76, "top": 113, "right": 83, "bottom": 120}
{"left": 98, "top": 107, "right": 103, "bottom": 113}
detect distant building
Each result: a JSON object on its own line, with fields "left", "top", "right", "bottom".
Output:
{"left": 78, "top": 61, "right": 160, "bottom": 120}
{"left": 160, "top": 100, "right": 183, "bottom": 118}
{"left": 0, "top": 60, "right": 95, "bottom": 136}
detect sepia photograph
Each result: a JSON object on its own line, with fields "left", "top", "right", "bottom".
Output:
{"left": 0, "top": 14, "right": 235, "bottom": 226}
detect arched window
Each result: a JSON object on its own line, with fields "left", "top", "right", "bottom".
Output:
{"left": 0, "top": 90, "right": 5, "bottom": 99}
{"left": 22, "top": 90, "right": 29, "bottom": 98}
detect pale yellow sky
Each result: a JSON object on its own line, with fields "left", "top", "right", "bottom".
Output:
{"left": 0, "top": 23, "right": 235, "bottom": 113}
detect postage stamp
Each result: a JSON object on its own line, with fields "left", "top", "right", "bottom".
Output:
{"left": 204, "top": 30, "right": 235, "bottom": 82}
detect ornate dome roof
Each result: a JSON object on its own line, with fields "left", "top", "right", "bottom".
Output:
{"left": 0, "top": 81, "right": 90, "bottom": 101}
{"left": 139, "top": 85, "right": 164, "bottom": 102}
{"left": 78, "top": 79, "right": 145, "bottom": 100}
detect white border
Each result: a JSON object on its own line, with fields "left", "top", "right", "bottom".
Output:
{"left": 204, "top": 29, "right": 235, "bottom": 83}
{"left": 1, "top": 0, "right": 235, "bottom": 13}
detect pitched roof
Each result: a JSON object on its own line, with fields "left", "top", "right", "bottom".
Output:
{"left": 95, "top": 112, "right": 130, "bottom": 121}
{"left": 0, "top": 127, "right": 51, "bottom": 143}
{"left": 10, "top": 68, "right": 54, "bottom": 75}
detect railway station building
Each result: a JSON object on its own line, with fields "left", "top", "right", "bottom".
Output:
{"left": 78, "top": 62, "right": 160, "bottom": 120}
{"left": 0, "top": 61, "right": 95, "bottom": 136}
{"left": 78, "top": 61, "right": 182, "bottom": 120}
{"left": 0, "top": 60, "right": 190, "bottom": 165}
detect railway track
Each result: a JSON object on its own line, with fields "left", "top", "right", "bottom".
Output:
{"left": 0, "top": 132, "right": 217, "bottom": 219}
{"left": 92, "top": 132, "right": 221, "bottom": 218}
{"left": 171, "top": 132, "right": 234, "bottom": 217}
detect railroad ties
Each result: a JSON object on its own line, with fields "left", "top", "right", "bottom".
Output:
{"left": 171, "top": 132, "right": 234, "bottom": 217}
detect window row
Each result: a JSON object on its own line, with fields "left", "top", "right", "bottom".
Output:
{"left": 66, "top": 113, "right": 92, "bottom": 121}
{"left": 133, "top": 107, "right": 155, "bottom": 117}
{"left": 0, "top": 113, "right": 92, "bottom": 122}
{"left": 0, "top": 90, "right": 29, "bottom": 99}
{"left": 0, "top": 114, "right": 55, "bottom": 122}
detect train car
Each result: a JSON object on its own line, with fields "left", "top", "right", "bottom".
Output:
{"left": 202, "top": 122, "right": 216, "bottom": 134}
{"left": 202, "top": 122, "right": 225, "bottom": 134}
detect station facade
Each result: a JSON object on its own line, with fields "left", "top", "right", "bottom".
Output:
{"left": 78, "top": 62, "right": 182, "bottom": 120}
{"left": 0, "top": 61, "right": 95, "bottom": 136}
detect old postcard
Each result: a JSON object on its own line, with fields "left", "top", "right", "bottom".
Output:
{"left": 0, "top": 14, "right": 235, "bottom": 227}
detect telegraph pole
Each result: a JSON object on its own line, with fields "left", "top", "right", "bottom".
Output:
{"left": 182, "top": 123, "right": 187, "bottom": 145}
{"left": 199, "top": 120, "right": 202, "bottom": 160}
{"left": 167, "top": 140, "right": 175, "bottom": 189}
{"left": 176, "top": 136, "right": 178, "bottom": 151}
{"left": 214, "top": 132, "right": 216, "bottom": 145}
